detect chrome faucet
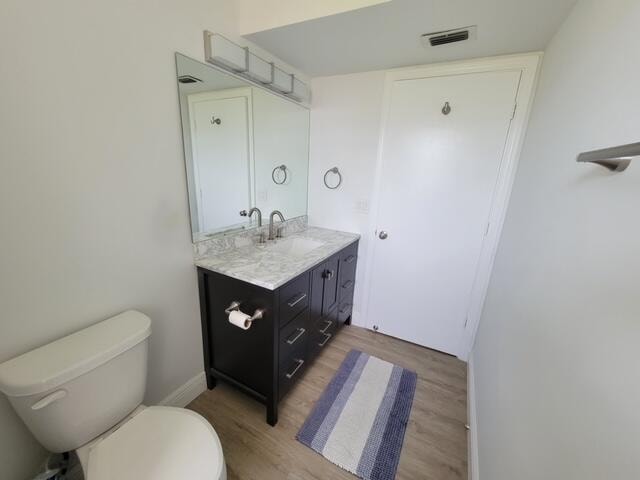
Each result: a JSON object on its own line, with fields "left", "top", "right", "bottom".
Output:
{"left": 247, "top": 207, "right": 262, "bottom": 227}
{"left": 268, "top": 210, "right": 285, "bottom": 240}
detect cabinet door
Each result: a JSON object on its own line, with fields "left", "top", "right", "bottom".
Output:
{"left": 322, "top": 254, "right": 340, "bottom": 315}
{"left": 309, "top": 263, "right": 325, "bottom": 324}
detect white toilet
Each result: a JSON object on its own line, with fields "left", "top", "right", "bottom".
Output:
{"left": 0, "top": 311, "right": 226, "bottom": 480}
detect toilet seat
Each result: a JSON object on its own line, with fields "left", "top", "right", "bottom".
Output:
{"left": 85, "top": 406, "right": 225, "bottom": 480}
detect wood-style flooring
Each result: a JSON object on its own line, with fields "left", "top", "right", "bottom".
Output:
{"left": 188, "top": 325, "right": 468, "bottom": 480}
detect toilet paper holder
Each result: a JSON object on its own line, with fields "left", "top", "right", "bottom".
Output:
{"left": 225, "top": 301, "right": 265, "bottom": 323}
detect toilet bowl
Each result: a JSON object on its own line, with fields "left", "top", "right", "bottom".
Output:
{"left": 78, "top": 406, "right": 225, "bottom": 480}
{"left": 0, "top": 311, "right": 226, "bottom": 479}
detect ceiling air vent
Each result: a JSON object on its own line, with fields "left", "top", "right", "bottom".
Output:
{"left": 178, "top": 75, "right": 202, "bottom": 84}
{"left": 421, "top": 26, "right": 477, "bottom": 47}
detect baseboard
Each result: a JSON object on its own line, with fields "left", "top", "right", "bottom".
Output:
{"left": 159, "top": 371, "right": 207, "bottom": 408}
{"left": 468, "top": 356, "right": 480, "bottom": 480}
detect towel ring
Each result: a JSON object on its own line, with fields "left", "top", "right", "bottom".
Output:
{"left": 324, "top": 167, "right": 342, "bottom": 189}
{"left": 271, "top": 165, "right": 288, "bottom": 185}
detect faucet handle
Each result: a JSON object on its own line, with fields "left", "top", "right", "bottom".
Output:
{"left": 255, "top": 231, "right": 267, "bottom": 244}
{"left": 239, "top": 210, "right": 248, "bottom": 217}
{"left": 276, "top": 226, "right": 285, "bottom": 238}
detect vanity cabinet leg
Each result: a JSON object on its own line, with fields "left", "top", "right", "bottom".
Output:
{"left": 206, "top": 373, "right": 217, "bottom": 390}
{"left": 267, "top": 398, "right": 278, "bottom": 426}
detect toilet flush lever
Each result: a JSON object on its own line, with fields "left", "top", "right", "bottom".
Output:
{"left": 32, "top": 390, "right": 67, "bottom": 410}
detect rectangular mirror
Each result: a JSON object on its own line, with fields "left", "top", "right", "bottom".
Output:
{"left": 175, "top": 53, "right": 310, "bottom": 242}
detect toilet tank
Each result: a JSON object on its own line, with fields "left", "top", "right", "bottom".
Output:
{"left": 0, "top": 311, "right": 151, "bottom": 453}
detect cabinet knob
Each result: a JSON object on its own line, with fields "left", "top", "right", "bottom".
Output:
{"left": 378, "top": 230, "right": 388, "bottom": 240}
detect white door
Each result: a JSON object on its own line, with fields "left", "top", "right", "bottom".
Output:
{"left": 189, "top": 92, "right": 252, "bottom": 233}
{"left": 368, "top": 70, "right": 521, "bottom": 356}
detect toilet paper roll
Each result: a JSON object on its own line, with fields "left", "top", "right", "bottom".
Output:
{"left": 228, "top": 310, "right": 252, "bottom": 330}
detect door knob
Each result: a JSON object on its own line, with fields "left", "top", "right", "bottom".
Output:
{"left": 378, "top": 230, "right": 388, "bottom": 240}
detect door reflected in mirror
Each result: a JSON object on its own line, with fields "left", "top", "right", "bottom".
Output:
{"left": 175, "top": 53, "right": 310, "bottom": 242}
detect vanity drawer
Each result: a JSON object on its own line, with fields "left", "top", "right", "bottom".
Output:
{"left": 308, "top": 313, "right": 338, "bottom": 359}
{"left": 338, "top": 243, "right": 358, "bottom": 289}
{"left": 279, "top": 272, "right": 310, "bottom": 327}
{"left": 279, "top": 344, "right": 308, "bottom": 399}
{"left": 279, "top": 310, "right": 309, "bottom": 365}
{"left": 338, "top": 299, "right": 353, "bottom": 324}
{"left": 338, "top": 278, "right": 355, "bottom": 323}
{"left": 339, "top": 277, "right": 355, "bottom": 302}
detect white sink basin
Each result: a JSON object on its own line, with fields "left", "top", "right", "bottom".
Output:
{"left": 266, "top": 237, "right": 325, "bottom": 258}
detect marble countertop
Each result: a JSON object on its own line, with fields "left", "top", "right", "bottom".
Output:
{"left": 195, "top": 226, "right": 360, "bottom": 290}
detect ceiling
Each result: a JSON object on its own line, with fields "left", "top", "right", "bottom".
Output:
{"left": 245, "top": 0, "right": 577, "bottom": 77}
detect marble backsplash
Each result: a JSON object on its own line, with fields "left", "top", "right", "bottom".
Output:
{"left": 193, "top": 215, "right": 308, "bottom": 258}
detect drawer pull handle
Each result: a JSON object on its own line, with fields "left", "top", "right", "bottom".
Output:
{"left": 318, "top": 333, "right": 332, "bottom": 347}
{"left": 287, "top": 292, "right": 307, "bottom": 308}
{"left": 286, "top": 327, "right": 306, "bottom": 345}
{"left": 323, "top": 269, "right": 334, "bottom": 280}
{"left": 342, "top": 280, "right": 354, "bottom": 289}
{"left": 339, "top": 304, "right": 352, "bottom": 314}
{"left": 319, "top": 320, "right": 332, "bottom": 334}
{"left": 286, "top": 359, "right": 305, "bottom": 379}
{"left": 345, "top": 255, "right": 356, "bottom": 264}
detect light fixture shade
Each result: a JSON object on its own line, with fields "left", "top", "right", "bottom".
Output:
{"left": 289, "top": 77, "right": 310, "bottom": 102}
{"left": 202, "top": 31, "right": 310, "bottom": 104}
{"left": 245, "top": 52, "right": 272, "bottom": 84}
{"left": 271, "top": 66, "right": 293, "bottom": 93}
{"left": 204, "top": 32, "right": 247, "bottom": 72}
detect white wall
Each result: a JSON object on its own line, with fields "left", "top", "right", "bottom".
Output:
{"left": 0, "top": 1, "right": 297, "bottom": 478}
{"left": 471, "top": 1, "right": 640, "bottom": 478}
{"left": 307, "top": 71, "right": 386, "bottom": 326}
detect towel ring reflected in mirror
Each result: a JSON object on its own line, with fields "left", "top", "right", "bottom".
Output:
{"left": 324, "top": 167, "right": 342, "bottom": 189}
{"left": 271, "top": 164, "right": 288, "bottom": 185}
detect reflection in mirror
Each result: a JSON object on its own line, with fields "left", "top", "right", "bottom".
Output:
{"left": 175, "top": 53, "right": 310, "bottom": 242}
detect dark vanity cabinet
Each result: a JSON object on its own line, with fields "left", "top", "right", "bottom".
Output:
{"left": 197, "top": 240, "right": 359, "bottom": 425}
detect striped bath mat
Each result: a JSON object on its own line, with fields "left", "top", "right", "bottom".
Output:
{"left": 297, "top": 350, "right": 417, "bottom": 480}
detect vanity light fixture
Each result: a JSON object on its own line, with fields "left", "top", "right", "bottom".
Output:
{"left": 204, "top": 32, "right": 247, "bottom": 72}
{"left": 203, "top": 31, "right": 310, "bottom": 103}
{"left": 245, "top": 52, "right": 272, "bottom": 83}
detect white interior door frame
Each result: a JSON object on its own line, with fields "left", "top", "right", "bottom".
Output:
{"left": 361, "top": 53, "right": 543, "bottom": 360}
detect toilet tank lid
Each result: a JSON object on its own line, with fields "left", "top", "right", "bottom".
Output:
{"left": 0, "top": 310, "right": 151, "bottom": 397}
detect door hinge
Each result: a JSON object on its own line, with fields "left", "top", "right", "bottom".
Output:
{"left": 511, "top": 102, "right": 518, "bottom": 120}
